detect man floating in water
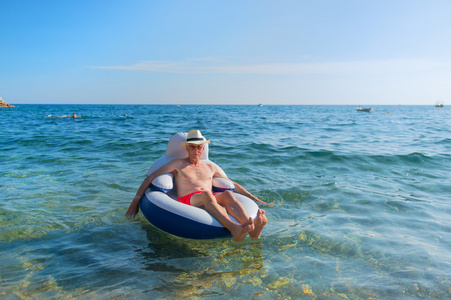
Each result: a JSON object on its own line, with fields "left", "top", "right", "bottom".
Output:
{"left": 126, "top": 130, "right": 268, "bottom": 242}
{"left": 45, "top": 113, "right": 81, "bottom": 118}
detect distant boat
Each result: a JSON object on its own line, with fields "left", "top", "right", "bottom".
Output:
{"left": 435, "top": 101, "right": 444, "bottom": 107}
{"left": 356, "top": 107, "right": 372, "bottom": 112}
{"left": 258, "top": 103, "right": 264, "bottom": 107}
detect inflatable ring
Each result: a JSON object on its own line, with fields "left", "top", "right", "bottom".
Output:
{"left": 139, "top": 132, "right": 259, "bottom": 239}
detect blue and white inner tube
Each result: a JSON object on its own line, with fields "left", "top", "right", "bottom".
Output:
{"left": 139, "top": 132, "right": 259, "bottom": 239}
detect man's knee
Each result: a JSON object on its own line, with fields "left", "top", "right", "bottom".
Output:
{"left": 199, "top": 190, "right": 216, "bottom": 204}
{"left": 223, "top": 190, "right": 234, "bottom": 198}
{"left": 219, "top": 190, "right": 236, "bottom": 204}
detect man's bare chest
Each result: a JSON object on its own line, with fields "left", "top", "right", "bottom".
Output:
{"left": 177, "top": 164, "right": 213, "bottom": 182}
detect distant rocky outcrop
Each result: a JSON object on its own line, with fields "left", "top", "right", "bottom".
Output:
{"left": 0, "top": 97, "right": 15, "bottom": 107}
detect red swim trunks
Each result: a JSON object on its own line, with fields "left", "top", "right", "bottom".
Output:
{"left": 177, "top": 191, "right": 219, "bottom": 205}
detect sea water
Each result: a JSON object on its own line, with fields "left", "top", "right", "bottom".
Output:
{"left": 1, "top": 104, "right": 450, "bottom": 299}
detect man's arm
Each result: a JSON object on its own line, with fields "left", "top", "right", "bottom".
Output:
{"left": 232, "top": 181, "right": 267, "bottom": 204}
{"left": 212, "top": 165, "right": 267, "bottom": 205}
{"left": 125, "top": 160, "right": 178, "bottom": 218}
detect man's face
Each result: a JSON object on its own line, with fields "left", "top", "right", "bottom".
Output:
{"left": 187, "top": 144, "right": 204, "bottom": 159}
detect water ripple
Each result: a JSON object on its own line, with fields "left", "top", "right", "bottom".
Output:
{"left": 1, "top": 105, "right": 450, "bottom": 299}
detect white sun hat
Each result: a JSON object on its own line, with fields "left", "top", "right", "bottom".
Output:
{"left": 180, "top": 130, "right": 210, "bottom": 147}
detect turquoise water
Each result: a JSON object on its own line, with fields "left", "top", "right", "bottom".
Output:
{"left": 1, "top": 104, "right": 450, "bottom": 299}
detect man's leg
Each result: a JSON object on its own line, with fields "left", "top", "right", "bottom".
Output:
{"left": 214, "top": 190, "right": 249, "bottom": 224}
{"left": 190, "top": 191, "right": 254, "bottom": 242}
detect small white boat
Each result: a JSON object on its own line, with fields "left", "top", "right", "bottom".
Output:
{"left": 357, "top": 107, "right": 372, "bottom": 112}
{"left": 435, "top": 101, "right": 444, "bottom": 107}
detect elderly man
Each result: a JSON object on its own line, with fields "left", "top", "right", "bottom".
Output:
{"left": 125, "top": 130, "right": 267, "bottom": 242}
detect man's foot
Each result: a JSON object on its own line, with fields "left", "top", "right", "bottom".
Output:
{"left": 249, "top": 209, "right": 267, "bottom": 240}
{"left": 231, "top": 217, "right": 254, "bottom": 242}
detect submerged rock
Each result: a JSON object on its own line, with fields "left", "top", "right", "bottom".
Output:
{"left": 0, "top": 97, "right": 15, "bottom": 107}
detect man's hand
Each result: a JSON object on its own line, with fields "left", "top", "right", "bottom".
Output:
{"left": 125, "top": 197, "right": 141, "bottom": 219}
{"left": 251, "top": 195, "right": 276, "bottom": 207}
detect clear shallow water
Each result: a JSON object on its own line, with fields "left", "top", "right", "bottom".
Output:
{"left": 1, "top": 104, "right": 450, "bottom": 299}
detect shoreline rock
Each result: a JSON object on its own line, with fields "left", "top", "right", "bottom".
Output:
{"left": 0, "top": 97, "right": 15, "bottom": 107}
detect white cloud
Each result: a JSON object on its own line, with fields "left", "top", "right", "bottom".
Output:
{"left": 90, "top": 58, "right": 447, "bottom": 76}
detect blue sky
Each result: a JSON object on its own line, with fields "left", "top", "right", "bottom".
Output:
{"left": 1, "top": 0, "right": 451, "bottom": 105}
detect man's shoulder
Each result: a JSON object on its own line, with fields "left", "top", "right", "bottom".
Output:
{"left": 200, "top": 160, "right": 215, "bottom": 167}
{"left": 171, "top": 158, "right": 216, "bottom": 169}
{"left": 170, "top": 158, "right": 188, "bottom": 165}
{"left": 203, "top": 161, "right": 221, "bottom": 173}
